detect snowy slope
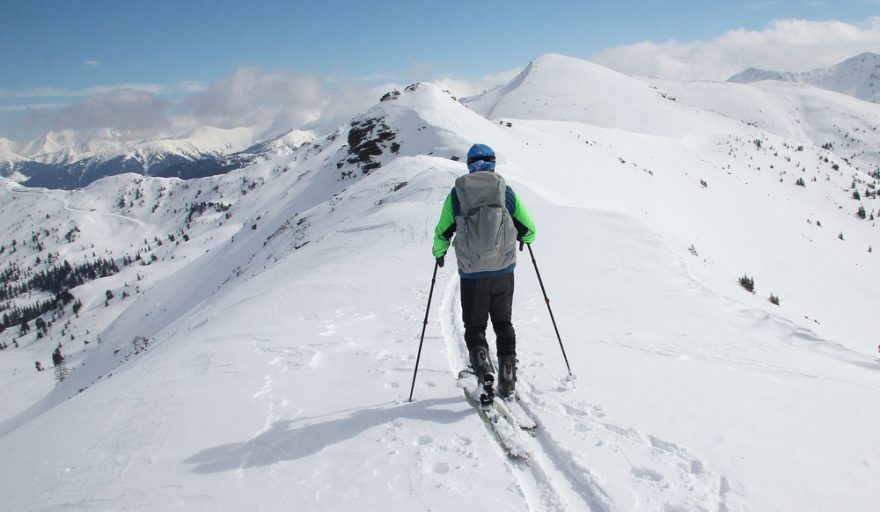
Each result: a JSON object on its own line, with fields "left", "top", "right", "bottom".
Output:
{"left": 647, "top": 75, "right": 880, "bottom": 174}
{"left": 462, "top": 53, "right": 745, "bottom": 139}
{"left": 1, "top": 58, "right": 880, "bottom": 512}
{"left": 729, "top": 52, "right": 880, "bottom": 104}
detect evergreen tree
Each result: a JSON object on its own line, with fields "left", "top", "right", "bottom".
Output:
{"left": 52, "top": 345, "right": 64, "bottom": 367}
{"left": 739, "top": 274, "right": 756, "bottom": 293}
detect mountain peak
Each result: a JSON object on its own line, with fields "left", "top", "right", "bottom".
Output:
{"left": 846, "top": 51, "right": 880, "bottom": 62}
{"left": 727, "top": 52, "right": 880, "bottom": 103}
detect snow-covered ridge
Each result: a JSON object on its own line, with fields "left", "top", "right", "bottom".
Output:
{"left": 646, "top": 76, "right": 880, "bottom": 176}
{"left": 1, "top": 54, "right": 880, "bottom": 511}
{"left": 729, "top": 52, "right": 880, "bottom": 103}
{"left": 462, "top": 53, "right": 745, "bottom": 138}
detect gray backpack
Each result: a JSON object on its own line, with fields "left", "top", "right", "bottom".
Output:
{"left": 452, "top": 172, "right": 518, "bottom": 274}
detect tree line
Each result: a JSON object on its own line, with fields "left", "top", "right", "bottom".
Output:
{"left": 0, "top": 258, "right": 119, "bottom": 332}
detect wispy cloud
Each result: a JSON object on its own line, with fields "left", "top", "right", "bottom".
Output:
{"left": 431, "top": 68, "right": 521, "bottom": 98}
{"left": 22, "top": 89, "right": 173, "bottom": 133}
{"left": 0, "top": 81, "right": 205, "bottom": 99}
{"left": 592, "top": 17, "right": 880, "bottom": 80}
{"left": 4, "top": 62, "right": 516, "bottom": 142}
{"left": 83, "top": 60, "right": 102, "bottom": 67}
{"left": 7, "top": 68, "right": 382, "bottom": 139}
{"left": 0, "top": 103, "right": 64, "bottom": 112}
{"left": 183, "top": 67, "right": 381, "bottom": 134}
{"left": 177, "top": 81, "right": 208, "bottom": 93}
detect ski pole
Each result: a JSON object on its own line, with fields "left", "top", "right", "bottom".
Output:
{"left": 522, "top": 242, "right": 572, "bottom": 376}
{"left": 408, "top": 260, "right": 440, "bottom": 402}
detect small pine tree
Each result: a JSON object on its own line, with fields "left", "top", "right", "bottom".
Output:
{"left": 52, "top": 345, "right": 64, "bottom": 367}
{"left": 857, "top": 206, "right": 867, "bottom": 219}
{"left": 739, "top": 274, "right": 755, "bottom": 293}
{"left": 35, "top": 317, "right": 48, "bottom": 335}
{"left": 769, "top": 293, "right": 780, "bottom": 306}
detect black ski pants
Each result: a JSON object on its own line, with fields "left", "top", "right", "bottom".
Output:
{"left": 460, "top": 272, "right": 516, "bottom": 358}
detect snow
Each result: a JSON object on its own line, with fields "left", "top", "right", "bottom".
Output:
{"left": 463, "top": 54, "right": 739, "bottom": 139}
{"left": 2, "top": 54, "right": 880, "bottom": 511}
{"left": 728, "top": 52, "right": 880, "bottom": 104}
{"left": 0, "top": 136, "right": 20, "bottom": 158}
{"left": 138, "top": 125, "right": 261, "bottom": 159}
{"left": 15, "top": 126, "right": 261, "bottom": 163}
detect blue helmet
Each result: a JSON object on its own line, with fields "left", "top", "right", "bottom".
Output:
{"left": 466, "top": 143, "right": 496, "bottom": 172}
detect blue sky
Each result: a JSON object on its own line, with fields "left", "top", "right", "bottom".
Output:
{"left": 1, "top": 0, "right": 879, "bottom": 142}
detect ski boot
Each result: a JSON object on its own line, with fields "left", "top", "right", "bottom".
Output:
{"left": 469, "top": 347, "right": 495, "bottom": 408}
{"left": 497, "top": 355, "right": 517, "bottom": 401}
{"left": 479, "top": 373, "right": 495, "bottom": 408}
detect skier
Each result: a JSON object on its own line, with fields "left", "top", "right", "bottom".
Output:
{"left": 433, "top": 143, "right": 536, "bottom": 402}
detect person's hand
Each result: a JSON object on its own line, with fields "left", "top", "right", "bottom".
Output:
{"left": 437, "top": 255, "right": 445, "bottom": 267}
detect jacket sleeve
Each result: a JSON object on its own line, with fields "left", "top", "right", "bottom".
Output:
{"left": 432, "top": 192, "right": 457, "bottom": 258}
{"left": 507, "top": 188, "right": 536, "bottom": 243}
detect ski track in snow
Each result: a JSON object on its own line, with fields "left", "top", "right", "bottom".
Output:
{"left": 439, "top": 276, "right": 731, "bottom": 511}
{"left": 440, "top": 277, "right": 611, "bottom": 511}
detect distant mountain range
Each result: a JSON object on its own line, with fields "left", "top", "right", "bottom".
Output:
{"left": 0, "top": 126, "right": 314, "bottom": 189}
{"left": 728, "top": 52, "right": 880, "bottom": 103}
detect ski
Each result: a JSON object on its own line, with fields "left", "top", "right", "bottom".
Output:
{"left": 458, "top": 370, "right": 529, "bottom": 460}
{"left": 459, "top": 368, "right": 538, "bottom": 431}
{"left": 496, "top": 396, "right": 537, "bottom": 432}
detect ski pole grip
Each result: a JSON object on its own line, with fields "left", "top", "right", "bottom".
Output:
{"left": 519, "top": 241, "right": 524, "bottom": 251}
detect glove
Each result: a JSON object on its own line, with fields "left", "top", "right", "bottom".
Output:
{"left": 437, "top": 255, "right": 445, "bottom": 268}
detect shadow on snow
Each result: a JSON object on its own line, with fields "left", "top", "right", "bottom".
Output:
{"left": 184, "top": 396, "right": 469, "bottom": 473}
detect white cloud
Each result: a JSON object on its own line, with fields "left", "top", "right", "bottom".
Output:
{"left": 22, "top": 89, "right": 172, "bottom": 133}
{"left": 83, "top": 60, "right": 101, "bottom": 67}
{"left": 0, "top": 103, "right": 63, "bottom": 112}
{"left": 430, "top": 68, "right": 522, "bottom": 99}
{"left": 7, "top": 67, "right": 386, "bottom": 140}
{"left": 592, "top": 17, "right": 880, "bottom": 80}
{"left": 176, "top": 81, "right": 209, "bottom": 93}
{"left": 0, "top": 82, "right": 204, "bottom": 98}
{"left": 183, "top": 66, "right": 381, "bottom": 134}
{"left": 3, "top": 64, "right": 516, "bottom": 141}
